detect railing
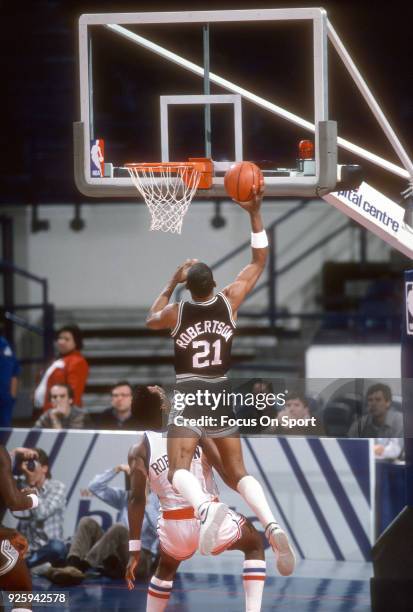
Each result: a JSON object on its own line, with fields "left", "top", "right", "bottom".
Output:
{"left": 0, "top": 260, "right": 55, "bottom": 364}
{"left": 177, "top": 199, "right": 310, "bottom": 303}
{"left": 248, "top": 221, "right": 350, "bottom": 326}
{"left": 177, "top": 200, "right": 352, "bottom": 327}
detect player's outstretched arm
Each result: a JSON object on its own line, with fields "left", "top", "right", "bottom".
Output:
{"left": 146, "top": 258, "right": 198, "bottom": 330}
{"left": 0, "top": 446, "right": 38, "bottom": 511}
{"left": 222, "top": 189, "right": 268, "bottom": 314}
{"left": 125, "top": 442, "right": 149, "bottom": 590}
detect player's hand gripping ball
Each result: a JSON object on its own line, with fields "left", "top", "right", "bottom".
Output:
{"left": 224, "top": 161, "right": 264, "bottom": 203}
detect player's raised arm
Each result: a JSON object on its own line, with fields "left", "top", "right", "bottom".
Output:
{"left": 125, "top": 441, "right": 149, "bottom": 590}
{"left": 222, "top": 189, "right": 268, "bottom": 313}
{"left": 146, "top": 258, "right": 198, "bottom": 330}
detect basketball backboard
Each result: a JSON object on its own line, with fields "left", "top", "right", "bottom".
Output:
{"left": 74, "top": 8, "right": 339, "bottom": 199}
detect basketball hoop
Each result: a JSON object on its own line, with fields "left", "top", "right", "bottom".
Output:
{"left": 125, "top": 158, "right": 213, "bottom": 234}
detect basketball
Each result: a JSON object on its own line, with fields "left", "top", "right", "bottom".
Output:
{"left": 224, "top": 161, "right": 264, "bottom": 202}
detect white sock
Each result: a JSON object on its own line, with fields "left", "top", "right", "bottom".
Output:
{"left": 243, "top": 560, "right": 266, "bottom": 612}
{"left": 237, "top": 475, "right": 279, "bottom": 532}
{"left": 172, "top": 469, "right": 211, "bottom": 515}
{"left": 147, "top": 576, "right": 173, "bottom": 611}
{"left": 12, "top": 609, "right": 32, "bottom": 612}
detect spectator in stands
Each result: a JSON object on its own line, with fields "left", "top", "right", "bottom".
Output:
{"left": 0, "top": 327, "right": 20, "bottom": 428}
{"left": 15, "top": 448, "right": 66, "bottom": 574}
{"left": 34, "top": 384, "right": 90, "bottom": 429}
{"left": 347, "top": 384, "right": 403, "bottom": 449}
{"left": 348, "top": 383, "right": 403, "bottom": 438}
{"left": 93, "top": 381, "right": 135, "bottom": 430}
{"left": 47, "top": 462, "right": 159, "bottom": 585}
{"left": 33, "top": 324, "right": 89, "bottom": 412}
{"left": 271, "top": 391, "right": 325, "bottom": 436}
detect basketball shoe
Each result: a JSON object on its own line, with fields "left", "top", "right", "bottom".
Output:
{"left": 266, "top": 522, "right": 296, "bottom": 576}
{"left": 198, "top": 501, "right": 229, "bottom": 555}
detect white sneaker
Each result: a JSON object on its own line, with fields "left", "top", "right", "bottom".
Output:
{"left": 266, "top": 523, "right": 296, "bottom": 576}
{"left": 198, "top": 501, "right": 228, "bottom": 555}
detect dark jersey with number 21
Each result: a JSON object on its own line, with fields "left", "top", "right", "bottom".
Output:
{"left": 171, "top": 292, "right": 236, "bottom": 378}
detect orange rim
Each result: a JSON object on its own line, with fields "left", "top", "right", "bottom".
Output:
{"left": 125, "top": 162, "right": 196, "bottom": 171}
{"left": 125, "top": 158, "right": 214, "bottom": 189}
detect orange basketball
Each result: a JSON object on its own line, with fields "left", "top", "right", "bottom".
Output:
{"left": 224, "top": 161, "right": 264, "bottom": 202}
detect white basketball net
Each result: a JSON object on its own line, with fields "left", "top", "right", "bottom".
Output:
{"left": 126, "top": 164, "right": 201, "bottom": 234}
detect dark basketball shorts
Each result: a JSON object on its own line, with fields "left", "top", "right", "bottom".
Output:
{"left": 168, "top": 377, "right": 239, "bottom": 437}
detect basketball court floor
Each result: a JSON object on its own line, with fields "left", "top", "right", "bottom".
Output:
{"left": 32, "top": 556, "right": 372, "bottom": 611}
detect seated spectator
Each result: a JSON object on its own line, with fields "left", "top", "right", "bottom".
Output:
{"left": 93, "top": 381, "right": 136, "bottom": 430}
{"left": 34, "top": 384, "right": 90, "bottom": 429}
{"left": 14, "top": 448, "right": 66, "bottom": 573}
{"left": 48, "top": 461, "right": 159, "bottom": 585}
{"left": 272, "top": 391, "right": 325, "bottom": 436}
{"left": 347, "top": 383, "right": 403, "bottom": 443}
{"left": 34, "top": 325, "right": 89, "bottom": 412}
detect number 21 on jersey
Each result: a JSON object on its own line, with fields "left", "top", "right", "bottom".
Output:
{"left": 192, "top": 339, "right": 222, "bottom": 368}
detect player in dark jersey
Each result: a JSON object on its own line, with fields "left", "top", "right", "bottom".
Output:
{"left": 146, "top": 190, "right": 295, "bottom": 573}
{"left": 0, "top": 446, "right": 39, "bottom": 611}
{"left": 172, "top": 287, "right": 235, "bottom": 378}
{"left": 171, "top": 275, "right": 237, "bottom": 434}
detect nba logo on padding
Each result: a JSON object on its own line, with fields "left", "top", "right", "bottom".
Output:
{"left": 90, "top": 139, "right": 104, "bottom": 177}
{"left": 406, "top": 281, "right": 413, "bottom": 335}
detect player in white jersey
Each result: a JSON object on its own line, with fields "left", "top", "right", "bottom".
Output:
{"left": 146, "top": 192, "right": 295, "bottom": 573}
{"left": 125, "top": 390, "right": 267, "bottom": 612}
